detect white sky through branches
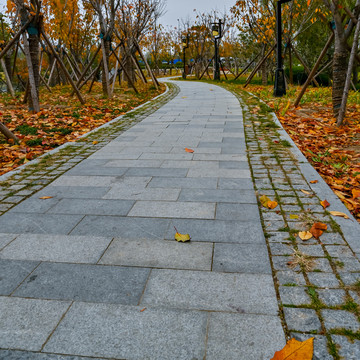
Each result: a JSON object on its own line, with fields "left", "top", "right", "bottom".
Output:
{"left": 0, "top": 0, "right": 235, "bottom": 28}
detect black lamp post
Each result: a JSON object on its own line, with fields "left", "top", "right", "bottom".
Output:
{"left": 274, "top": 0, "right": 292, "bottom": 97}
{"left": 182, "top": 35, "right": 189, "bottom": 79}
{"left": 211, "top": 19, "right": 222, "bottom": 80}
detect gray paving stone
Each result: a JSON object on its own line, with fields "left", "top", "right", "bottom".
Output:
{"left": 322, "top": 309, "right": 360, "bottom": 331}
{"left": 165, "top": 218, "right": 265, "bottom": 243}
{"left": 0, "top": 297, "right": 70, "bottom": 351}
{"left": 325, "top": 245, "right": 354, "bottom": 258}
{"left": 66, "top": 165, "right": 128, "bottom": 176}
{"left": 71, "top": 215, "right": 171, "bottom": 239}
{"left": 269, "top": 243, "right": 293, "bottom": 256}
{"left": 0, "top": 233, "right": 17, "bottom": 250}
{"left": 317, "top": 288, "right": 347, "bottom": 306}
{"left": 206, "top": 313, "right": 285, "bottom": 360}
{"left": 0, "top": 259, "right": 39, "bottom": 295}
{"left": 312, "top": 258, "right": 333, "bottom": 272}
{"left": 0, "top": 234, "right": 111, "bottom": 263}
{"left": 43, "top": 302, "right": 207, "bottom": 360}
{"left": 307, "top": 272, "right": 341, "bottom": 288}
{"left": 335, "top": 257, "right": 360, "bottom": 272}
{"left": 213, "top": 243, "right": 271, "bottom": 274}
{"left": 14, "top": 262, "right": 150, "bottom": 304}
{"left": 187, "top": 167, "right": 250, "bottom": 178}
{"left": 218, "top": 178, "right": 254, "bottom": 189}
{"left": 51, "top": 175, "right": 118, "bottom": 187}
{"left": 128, "top": 200, "right": 215, "bottom": 219}
{"left": 215, "top": 203, "right": 260, "bottom": 221}
{"left": 103, "top": 186, "right": 180, "bottom": 201}
{"left": 297, "top": 244, "right": 325, "bottom": 257}
{"left": 0, "top": 213, "right": 83, "bottom": 234}
{"left": 281, "top": 283, "right": 312, "bottom": 305}
{"left": 267, "top": 231, "right": 292, "bottom": 242}
{"left": 331, "top": 335, "right": 360, "bottom": 360}
{"left": 100, "top": 238, "right": 213, "bottom": 270}
{"left": 276, "top": 270, "right": 306, "bottom": 286}
{"left": 178, "top": 188, "right": 256, "bottom": 203}
{"left": 283, "top": 307, "right": 322, "bottom": 332}
{"left": 148, "top": 176, "right": 218, "bottom": 189}
{"left": 35, "top": 186, "right": 111, "bottom": 199}
{"left": 126, "top": 167, "right": 188, "bottom": 177}
{"left": 142, "top": 269, "right": 279, "bottom": 314}
{"left": 47, "top": 198, "right": 134, "bottom": 216}
{"left": 340, "top": 272, "right": 360, "bottom": 286}
{"left": 0, "top": 350, "right": 108, "bottom": 360}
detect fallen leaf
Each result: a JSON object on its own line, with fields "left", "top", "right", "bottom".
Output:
{"left": 140, "top": 307, "right": 146, "bottom": 312}
{"left": 329, "top": 211, "right": 350, "bottom": 219}
{"left": 310, "top": 222, "right": 327, "bottom": 239}
{"left": 39, "top": 196, "right": 53, "bottom": 199}
{"left": 271, "top": 337, "right": 314, "bottom": 360}
{"left": 259, "top": 195, "right": 278, "bottom": 209}
{"left": 185, "top": 148, "right": 194, "bottom": 153}
{"left": 320, "top": 199, "right": 330, "bottom": 209}
{"left": 310, "top": 180, "right": 318, "bottom": 184}
{"left": 298, "top": 231, "right": 313, "bottom": 241}
{"left": 301, "top": 189, "right": 312, "bottom": 195}
{"left": 174, "top": 226, "right": 191, "bottom": 242}
{"left": 289, "top": 214, "right": 299, "bottom": 219}
{"left": 92, "top": 140, "right": 98, "bottom": 145}
{"left": 352, "top": 189, "right": 360, "bottom": 198}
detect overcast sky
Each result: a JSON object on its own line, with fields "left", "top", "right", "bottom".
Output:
{"left": 0, "top": 0, "right": 236, "bottom": 28}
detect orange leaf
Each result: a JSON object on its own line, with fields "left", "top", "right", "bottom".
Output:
{"left": 320, "top": 199, "right": 330, "bottom": 209}
{"left": 310, "top": 180, "right": 318, "bottom": 184}
{"left": 309, "top": 222, "right": 327, "bottom": 239}
{"left": 352, "top": 189, "right": 360, "bottom": 199}
{"left": 268, "top": 200, "right": 278, "bottom": 209}
{"left": 307, "top": 0, "right": 311, "bottom": 6}
{"left": 271, "top": 337, "right": 314, "bottom": 360}
{"left": 185, "top": 148, "right": 194, "bottom": 153}
{"left": 39, "top": 196, "right": 53, "bottom": 199}
{"left": 92, "top": 141, "right": 98, "bottom": 145}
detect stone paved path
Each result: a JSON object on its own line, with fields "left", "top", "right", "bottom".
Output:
{"left": 0, "top": 80, "right": 359, "bottom": 359}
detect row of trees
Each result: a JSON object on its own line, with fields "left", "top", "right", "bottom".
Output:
{"left": 1, "top": 0, "right": 360, "bottom": 126}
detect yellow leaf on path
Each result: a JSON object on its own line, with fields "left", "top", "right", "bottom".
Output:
{"left": 320, "top": 199, "right": 330, "bottom": 209}
{"left": 260, "top": 195, "right": 278, "bottom": 209}
{"left": 329, "top": 211, "right": 350, "bottom": 219}
{"left": 352, "top": 189, "right": 360, "bottom": 198}
{"left": 289, "top": 214, "right": 299, "bottom": 219}
{"left": 298, "top": 231, "right": 313, "bottom": 241}
{"left": 39, "top": 196, "right": 53, "bottom": 200}
{"left": 310, "top": 180, "right": 318, "bottom": 184}
{"left": 185, "top": 148, "right": 194, "bottom": 153}
{"left": 271, "top": 337, "right": 314, "bottom": 360}
{"left": 301, "top": 189, "right": 312, "bottom": 195}
{"left": 174, "top": 227, "right": 191, "bottom": 242}
{"left": 92, "top": 141, "right": 98, "bottom": 145}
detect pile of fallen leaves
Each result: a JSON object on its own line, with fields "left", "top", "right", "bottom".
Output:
{"left": 0, "top": 82, "right": 164, "bottom": 176}
{"left": 245, "top": 84, "right": 360, "bottom": 222}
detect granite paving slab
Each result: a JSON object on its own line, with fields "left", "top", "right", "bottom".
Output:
{"left": 0, "top": 233, "right": 17, "bottom": 250}
{"left": 0, "top": 297, "right": 70, "bottom": 351}
{"left": 0, "top": 234, "right": 112, "bottom": 263}
{"left": 99, "top": 238, "right": 213, "bottom": 270}
{"left": 14, "top": 262, "right": 150, "bottom": 304}
{"left": 142, "top": 269, "right": 279, "bottom": 314}
{"left": 0, "top": 259, "right": 40, "bottom": 295}
{"left": 43, "top": 302, "right": 207, "bottom": 360}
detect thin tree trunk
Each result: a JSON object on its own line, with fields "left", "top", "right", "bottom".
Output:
{"left": 1, "top": 58, "right": 15, "bottom": 97}
{"left": 337, "top": 12, "right": 360, "bottom": 125}
{"left": 101, "top": 38, "right": 111, "bottom": 97}
{"left": 22, "top": 33, "right": 40, "bottom": 112}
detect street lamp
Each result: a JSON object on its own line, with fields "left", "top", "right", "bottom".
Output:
{"left": 211, "top": 19, "right": 222, "bottom": 80}
{"left": 182, "top": 34, "right": 189, "bottom": 79}
{"left": 274, "top": 0, "right": 292, "bottom": 97}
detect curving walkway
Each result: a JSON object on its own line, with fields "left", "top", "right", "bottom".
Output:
{"left": 1, "top": 80, "right": 359, "bottom": 359}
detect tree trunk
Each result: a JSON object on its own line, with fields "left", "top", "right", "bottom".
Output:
{"left": 332, "top": 47, "right": 348, "bottom": 117}
{"left": 260, "top": 44, "right": 267, "bottom": 85}
{"left": 101, "top": 39, "right": 111, "bottom": 97}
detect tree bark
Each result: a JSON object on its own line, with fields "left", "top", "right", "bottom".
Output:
{"left": 332, "top": 48, "right": 348, "bottom": 117}
{"left": 101, "top": 38, "right": 111, "bottom": 97}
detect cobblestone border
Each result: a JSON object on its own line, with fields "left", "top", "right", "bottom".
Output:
{"left": 232, "top": 89, "right": 360, "bottom": 360}
{"left": 0, "top": 83, "right": 180, "bottom": 216}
